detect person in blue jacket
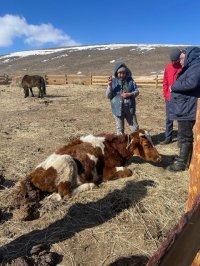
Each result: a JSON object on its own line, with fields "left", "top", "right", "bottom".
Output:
{"left": 106, "top": 62, "right": 139, "bottom": 135}
{"left": 167, "top": 47, "right": 200, "bottom": 172}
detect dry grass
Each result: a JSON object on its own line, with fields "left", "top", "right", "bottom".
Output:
{"left": 0, "top": 84, "right": 189, "bottom": 265}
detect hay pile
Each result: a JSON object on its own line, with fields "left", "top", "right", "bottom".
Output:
{"left": 0, "top": 84, "right": 189, "bottom": 265}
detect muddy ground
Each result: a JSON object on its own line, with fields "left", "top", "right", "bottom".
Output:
{"left": 0, "top": 84, "right": 188, "bottom": 265}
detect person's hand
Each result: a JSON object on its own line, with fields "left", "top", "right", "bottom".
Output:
{"left": 108, "top": 76, "right": 112, "bottom": 86}
{"left": 169, "top": 85, "right": 171, "bottom": 92}
{"left": 121, "top": 92, "right": 132, "bottom": 98}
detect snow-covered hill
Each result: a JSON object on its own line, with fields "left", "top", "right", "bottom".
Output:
{"left": 0, "top": 43, "right": 186, "bottom": 76}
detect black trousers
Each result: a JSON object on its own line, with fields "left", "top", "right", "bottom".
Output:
{"left": 178, "top": 120, "right": 195, "bottom": 144}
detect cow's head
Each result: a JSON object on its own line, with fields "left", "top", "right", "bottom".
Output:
{"left": 127, "top": 129, "right": 161, "bottom": 162}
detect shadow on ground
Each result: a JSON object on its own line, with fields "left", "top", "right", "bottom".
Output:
{"left": 108, "top": 255, "right": 149, "bottom": 266}
{"left": 0, "top": 180, "right": 155, "bottom": 264}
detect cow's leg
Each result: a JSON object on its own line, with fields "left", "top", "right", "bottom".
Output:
{"left": 103, "top": 166, "right": 132, "bottom": 181}
{"left": 47, "top": 193, "right": 62, "bottom": 201}
{"left": 30, "top": 88, "right": 34, "bottom": 97}
{"left": 72, "top": 183, "right": 97, "bottom": 195}
{"left": 57, "top": 181, "right": 72, "bottom": 198}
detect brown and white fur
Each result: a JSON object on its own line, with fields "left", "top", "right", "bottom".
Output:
{"left": 17, "top": 129, "right": 161, "bottom": 204}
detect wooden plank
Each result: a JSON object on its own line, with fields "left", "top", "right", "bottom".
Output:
{"left": 93, "top": 75, "right": 109, "bottom": 78}
{"left": 186, "top": 99, "right": 200, "bottom": 266}
{"left": 46, "top": 81, "right": 66, "bottom": 85}
{"left": 92, "top": 79, "right": 107, "bottom": 83}
{"left": 92, "top": 82, "right": 108, "bottom": 85}
{"left": 45, "top": 74, "right": 65, "bottom": 76}
{"left": 46, "top": 79, "right": 66, "bottom": 83}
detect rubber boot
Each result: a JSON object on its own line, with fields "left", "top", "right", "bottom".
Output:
{"left": 167, "top": 143, "right": 193, "bottom": 172}
{"left": 185, "top": 144, "right": 193, "bottom": 170}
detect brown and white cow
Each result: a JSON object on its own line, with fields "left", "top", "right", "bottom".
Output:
{"left": 18, "top": 129, "right": 161, "bottom": 203}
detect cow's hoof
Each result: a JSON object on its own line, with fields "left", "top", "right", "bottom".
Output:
{"left": 124, "top": 168, "right": 133, "bottom": 177}
{"left": 47, "top": 193, "right": 62, "bottom": 201}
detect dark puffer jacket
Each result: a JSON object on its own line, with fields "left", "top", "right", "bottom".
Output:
{"left": 169, "top": 47, "right": 200, "bottom": 121}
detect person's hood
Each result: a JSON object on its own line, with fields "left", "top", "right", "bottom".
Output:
{"left": 113, "top": 62, "right": 132, "bottom": 77}
{"left": 184, "top": 47, "right": 200, "bottom": 67}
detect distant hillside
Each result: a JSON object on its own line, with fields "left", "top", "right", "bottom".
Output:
{"left": 0, "top": 44, "right": 186, "bottom": 76}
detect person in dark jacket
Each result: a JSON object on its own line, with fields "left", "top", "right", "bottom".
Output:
{"left": 167, "top": 47, "right": 200, "bottom": 172}
{"left": 106, "top": 62, "right": 139, "bottom": 135}
{"left": 160, "top": 48, "right": 182, "bottom": 145}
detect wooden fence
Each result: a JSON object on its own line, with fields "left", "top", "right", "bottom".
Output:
{"left": 1, "top": 73, "right": 163, "bottom": 88}
{"left": 0, "top": 74, "right": 11, "bottom": 85}
{"left": 44, "top": 73, "right": 163, "bottom": 88}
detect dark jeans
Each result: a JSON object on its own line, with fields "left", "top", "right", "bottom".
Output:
{"left": 165, "top": 100, "right": 180, "bottom": 140}
{"left": 178, "top": 120, "right": 195, "bottom": 144}
{"left": 165, "top": 100, "right": 173, "bottom": 139}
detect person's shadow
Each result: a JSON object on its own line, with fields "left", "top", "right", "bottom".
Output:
{"left": 151, "top": 130, "right": 179, "bottom": 146}
{"left": 128, "top": 153, "right": 176, "bottom": 169}
{"left": 108, "top": 255, "right": 149, "bottom": 266}
{"left": 0, "top": 179, "right": 156, "bottom": 264}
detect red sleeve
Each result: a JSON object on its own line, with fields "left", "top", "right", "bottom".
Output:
{"left": 163, "top": 68, "right": 168, "bottom": 99}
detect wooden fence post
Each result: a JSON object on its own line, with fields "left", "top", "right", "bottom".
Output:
{"left": 4, "top": 74, "right": 8, "bottom": 84}
{"left": 44, "top": 74, "right": 47, "bottom": 85}
{"left": 155, "top": 75, "right": 158, "bottom": 89}
{"left": 90, "top": 72, "right": 92, "bottom": 85}
{"left": 186, "top": 99, "right": 200, "bottom": 266}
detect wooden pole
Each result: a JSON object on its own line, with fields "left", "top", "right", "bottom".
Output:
{"left": 90, "top": 72, "right": 92, "bottom": 85}
{"left": 147, "top": 99, "right": 200, "bottom": 266}
{"left": 186, "top": 99, "right": 200, "bottom": 266}
{"left": 44, "top": 74, "right": 47, "bottom": 85}
{"left": 155, "top": 75, "right": 158, "bottom": 89}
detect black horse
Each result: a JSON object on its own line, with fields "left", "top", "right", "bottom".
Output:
{"left": 21, "top": 75, "right": 46, "bottom": 98}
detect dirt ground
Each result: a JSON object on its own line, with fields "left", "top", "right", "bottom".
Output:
{"left": 0, "top": 84, "right": 189, "bottom": 265}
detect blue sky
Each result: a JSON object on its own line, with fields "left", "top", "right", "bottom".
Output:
{"left": 0, "top": 0, "right": 199, "bottom": 55}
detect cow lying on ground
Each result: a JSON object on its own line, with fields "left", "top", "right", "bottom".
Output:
{"left": 17, "top": 129, "right": 161, "bottom": 206}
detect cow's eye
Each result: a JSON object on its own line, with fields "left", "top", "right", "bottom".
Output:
{"left": 143, "top": 144, "right": 150, "bottom": 148}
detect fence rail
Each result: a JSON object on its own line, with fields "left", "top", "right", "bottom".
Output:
{"left": 1, "top": 73, "right": 163, "bottom": 88}
{"left": 0, "top": 74, "right": 11, "bottom": 85}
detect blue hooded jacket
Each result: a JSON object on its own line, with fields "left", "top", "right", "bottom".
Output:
{"left": 169, "top": 47, "right": 200, "bottom": 121}
{"left": 106, "top": 62, "right": 139, "bottom": 116}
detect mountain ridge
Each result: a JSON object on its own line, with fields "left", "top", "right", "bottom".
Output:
{"left": 0, "top": 43, "right": 187, "bottom": 76}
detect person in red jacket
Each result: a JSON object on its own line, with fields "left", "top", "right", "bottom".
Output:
{"left": 160, "top": 48, "right": 182, "bottom": 145}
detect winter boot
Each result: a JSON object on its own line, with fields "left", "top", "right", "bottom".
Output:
{"left": 167, "top": 143, "right": 193, "bottom": 172}
{"left": 160, "top": 138, "right": 172, "bottom": 145}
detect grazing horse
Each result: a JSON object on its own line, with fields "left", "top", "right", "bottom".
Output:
{"left": 21, "top": 75, "right": 46, "bottom": 98}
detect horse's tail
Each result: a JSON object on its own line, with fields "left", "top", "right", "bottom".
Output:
{"left": 41, "top": 77, "right": 46, "bottom": 95}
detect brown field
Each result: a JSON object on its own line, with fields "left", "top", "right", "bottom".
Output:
{"left": 0, "top": 84, "right": 188, "bottom": 265}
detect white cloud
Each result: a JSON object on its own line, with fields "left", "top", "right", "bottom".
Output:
{"left": 0, "top": 14, "right": 80, "bottom": 48}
